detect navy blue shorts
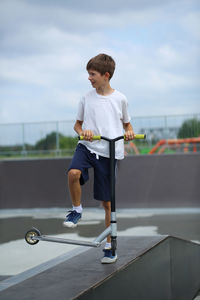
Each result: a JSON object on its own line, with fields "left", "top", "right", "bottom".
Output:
{"left": 68, "top": 143, "right": 117, "bottom": 201}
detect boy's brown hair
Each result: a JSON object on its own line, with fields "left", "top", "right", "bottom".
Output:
{"left": 86, "top": 53, "right": 115, "bottom": 79}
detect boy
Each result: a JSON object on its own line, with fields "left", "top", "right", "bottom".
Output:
{"left": 63, "top": 53, "right": 135, "bottom": 263}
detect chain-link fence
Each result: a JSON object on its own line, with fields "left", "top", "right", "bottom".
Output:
{"left": 0, "top": 113, "right": 200, "bottom": 158}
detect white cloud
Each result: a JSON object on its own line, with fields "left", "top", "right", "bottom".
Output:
{"left": 180, "top": 11, "right": 200, "bottom": 40}
{"left": 0, "top": 0, "right": 199, "bottom": 124}
{"left": 0, "top": 53, "right": 83, "bottom": 85}
{"left": 157, "top": 45, "right": 183, "bottom": 67}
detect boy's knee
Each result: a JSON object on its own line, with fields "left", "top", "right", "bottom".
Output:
{"left": 102, "top": 201, "right": 111, "bottom": 211}
{"left": 68, "top": 169, "right": 81, "bottom": 182}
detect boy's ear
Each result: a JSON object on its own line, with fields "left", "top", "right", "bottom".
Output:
{"left": 104, "top": 72, "right": 110, "bottom": 79}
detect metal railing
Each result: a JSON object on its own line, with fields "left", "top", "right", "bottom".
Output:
{"left": 0, "top": 113, "right": 199, "bottom": 158}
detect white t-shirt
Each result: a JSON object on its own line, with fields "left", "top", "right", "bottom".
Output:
{"left": 76, "top": 89, "right": 131, "bottom": 159}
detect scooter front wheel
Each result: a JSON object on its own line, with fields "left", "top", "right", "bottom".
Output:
{"left": 25, "top": 228, "right": 41, "bottom": 245}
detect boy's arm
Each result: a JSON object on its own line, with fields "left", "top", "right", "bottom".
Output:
{"left": 123, "top": 122, "right": 135, "bottom": 141}
{"left": 74, "top": 120, "right": 94, "bottom": 141}
{"left": 74, "top": 120, "right": 83, "bottom": 135}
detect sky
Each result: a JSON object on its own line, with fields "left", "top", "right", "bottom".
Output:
{"left": 0, "top": 0, "right": 200, "bottom": 124}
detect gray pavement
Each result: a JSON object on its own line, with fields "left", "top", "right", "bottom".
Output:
{"left": 1, "top": 208, "right": 200, "bottom": 244}
{"left": 0, "top": 207, "right": 200, "bottom": 279}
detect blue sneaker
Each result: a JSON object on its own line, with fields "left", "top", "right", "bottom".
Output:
{"left": 63, "top": 210, "right": 82, "bottom": 228}
{"left": 101, "top": 249, "right": 118, "bottom": 264}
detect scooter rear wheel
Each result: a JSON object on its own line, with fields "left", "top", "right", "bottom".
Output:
{"left": 25, "top": 228, "right": 41, "bottom": 245}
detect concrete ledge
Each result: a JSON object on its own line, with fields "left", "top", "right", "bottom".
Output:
{"left": 0, "top": 236, "right": 199, "bottom": 300}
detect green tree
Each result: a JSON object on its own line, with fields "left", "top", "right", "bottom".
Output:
{"left": 59, "top": 136, "right": 77, "bottom": 150}
{"left": 35, "top": 132, "right": 59, "bottom": 150}
{"left": 34, "top": 132, "right": 77, "bottom": 151}
{"left": 178, "top": 118, "right": 200, "bottom": 138}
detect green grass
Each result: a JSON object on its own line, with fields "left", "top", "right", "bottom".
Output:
{"left": 0, "top": 150, "right": 74, "bottom": 160}
{"left": 1, "top": 144, "right": 196, "bottom": 160}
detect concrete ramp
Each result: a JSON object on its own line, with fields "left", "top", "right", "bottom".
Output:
{"left": 0, "top": 236, "right": 200, "bottom": 300}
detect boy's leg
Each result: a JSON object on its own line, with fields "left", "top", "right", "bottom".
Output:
{"left": 101, "top": 200, "right": 117, "bottom": 263}
{"left": 63, "top": 169, "right": 82, "bottom": 227}
{"left": 102, "top": 201, "right": 111, "bottom": 244}
{"left": 68, "top": 169, "right": 82, "bottom": 207}
{"left": 95, "top": 157, "right": 117, "bottom": 263}
{"left": 63, "top": 144, "right": 92, "bottom": 227}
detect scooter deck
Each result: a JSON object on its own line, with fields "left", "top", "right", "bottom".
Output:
{"left": 25, "top": 226, "right": 111, "bottom": 247}
{"left": 33, "top": 235, "right": 101, "bottom": 247}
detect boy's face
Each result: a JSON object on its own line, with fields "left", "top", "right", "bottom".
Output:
{"left": 88, "top": 69, "right": 109, "bottom": 89}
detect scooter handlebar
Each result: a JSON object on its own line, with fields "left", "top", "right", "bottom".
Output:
{"left": 79, "top": 134, "right": 146, "bottom": 141}
{"left": 133, "top": 134, "right": 146, "bottom": 140}
{"left": 79, "top": 135, "right": 101, "bottom": 141}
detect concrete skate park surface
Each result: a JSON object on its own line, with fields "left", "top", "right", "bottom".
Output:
{"left": 0, "top": 153, "right": 199, "bottom": 209}
{"left": 0, "top": 153, "right": 200, "bottom": 299}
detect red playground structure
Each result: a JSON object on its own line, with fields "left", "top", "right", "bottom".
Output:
{"left": 149, "top": 137, "right": 200, "bottom": 154}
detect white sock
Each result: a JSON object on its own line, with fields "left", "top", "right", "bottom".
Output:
{"left": 104, "top": 242, "right": 111, "bottom": 249}
{"left": 73, "top": 205, "right": 82, "bottom": 214}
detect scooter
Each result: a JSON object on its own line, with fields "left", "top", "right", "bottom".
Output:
{"left": 25, "top": 134, "right": 146, "bottom": 256}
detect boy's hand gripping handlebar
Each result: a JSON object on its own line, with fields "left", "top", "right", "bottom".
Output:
{"left": 79, "top": 134, "right": 146, "bottom": 141}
